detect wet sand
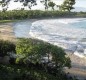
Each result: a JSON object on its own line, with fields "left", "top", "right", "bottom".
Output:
{"left": 0, "top": 23, "right": 16, "bottom": 41}
{"left": 65, "top": 52, "right": 86, "bottom": 80}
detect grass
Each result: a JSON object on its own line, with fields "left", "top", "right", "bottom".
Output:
{"left": 0, "top": 20, "right": 19, "bottom": 23}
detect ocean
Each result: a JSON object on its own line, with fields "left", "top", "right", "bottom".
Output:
{"left": 13, "top": 18, "right": 86, "bottom": 57}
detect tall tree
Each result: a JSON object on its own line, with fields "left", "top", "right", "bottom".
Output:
{"left": 0, "top": 0, "right": 37, "bottom": 11}
{"left": 0, "top": 0, "right": 10, "bottom": 11}
{"left": 60, "top": 0, "right": 75, "bottom": 12}
{"left": 17, "top": 0, "right": 37, "bottom": 10}
{"left": 48, "top": 1, "right": 55, "bottom": 10}
{"left": 40, "top": 0, "right": 50, "bottom": 10}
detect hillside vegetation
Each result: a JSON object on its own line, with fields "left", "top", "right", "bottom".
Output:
{"left": 0, "top": 38, "right": 77, "bottom": 80}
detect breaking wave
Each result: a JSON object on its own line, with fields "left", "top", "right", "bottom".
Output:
{"left": 29, "top": 18, "right": 86, "bottom": 57}
{"left": 13, "top": 18, "right": 86, "bottom": 58}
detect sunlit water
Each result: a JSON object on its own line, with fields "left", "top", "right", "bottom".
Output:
{"left": 13, "top": 18, "right": 86, "bottom": 57}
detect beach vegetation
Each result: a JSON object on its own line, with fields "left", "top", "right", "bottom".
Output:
{"left": 0, "top": 40, "right": 15, "bottom": 57}
{"left": 0, "top": 38, "right": 72, "bottom": 80}
{"left": 0, "top": 10, "right": 86, "bottom": 20}
{"left": 16, "top": 38, "right": 71, "bottom": 68}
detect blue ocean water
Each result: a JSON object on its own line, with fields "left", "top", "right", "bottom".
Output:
{"left": 70, "top": 19, "right": 86, "bottom": 29}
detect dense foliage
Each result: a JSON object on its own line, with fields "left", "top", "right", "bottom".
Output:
{"left": 0, "top": 10, "right": 86, "bottom": 20}
{"left": 0, "top": 64, "right": 74, "bottom": 80}
{"left": 0, "top": 40, "right": 15, "bottom": 57}
{"left": 60, "top": 0, "right": 75, "bottom": 12}
{"left": 16, "top": 38, "right": 71, "bottom": 68}
{"left": 0, "top": 38, "right": 78, "bottom": 80}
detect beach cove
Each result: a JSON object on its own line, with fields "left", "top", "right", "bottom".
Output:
{"left": 0, "top": 18, "right": 86, "bottom": 79}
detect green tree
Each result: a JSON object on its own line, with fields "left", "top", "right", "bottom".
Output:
{"left": 16, "top": 38, "right": 47, "bottom": 64}
{"left": 50, "top": 45, "right": 71, "bottom": 69}
{"left": 0, "top": 0, "right": 37, "bottom": 11}
{"left": 40, "top": 0, "right": 50, "bottom": 10}
{"left": 0, "top": 0, "right": 10, "bottom": 11}
{"left": 48, "top": 1, "right": 55, "bottom": 10}
{"left": 60, "top": 0, "right": 75, "bottom": 12}
{"left": 17, "top": 0, "right": 37, "bottom": 10}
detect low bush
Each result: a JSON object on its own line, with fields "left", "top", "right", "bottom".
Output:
{"left": 0, "top": 40, "right": 15, "bottom": 57}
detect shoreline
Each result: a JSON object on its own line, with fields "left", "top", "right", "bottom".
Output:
{"left": 0, "top": 19, "right": 86, "bottom": 80}
{"left": 65, "top": 52, "right": 86, "bottom": 80}
{"left": 0, "top": 23, "right": 16, "bottom": 41}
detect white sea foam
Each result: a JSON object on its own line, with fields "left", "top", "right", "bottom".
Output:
{"left": 29, "top": 18, "right": 86, "bottom": 57}
{"left": 57, "top": 19, "right": 80, "bottom": 24}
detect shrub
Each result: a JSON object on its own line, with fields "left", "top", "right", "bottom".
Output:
{"left": 16, "top": 38, "right": 71, "bottom": 69}
{"left": 0, "top": 40, "right": 15, "bottom": 57}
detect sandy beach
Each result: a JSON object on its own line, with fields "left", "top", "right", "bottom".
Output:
{"left": 65, "top": 52, "right": 86, "bottom": 80}
{"left": 0, "top": 21, "right": 86, "bottom": 80}
{"left": 0, "top": 23, "right": 15, "bottom": 41}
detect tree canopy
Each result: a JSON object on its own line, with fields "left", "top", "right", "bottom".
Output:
{"left": 0, "top": 0, "right": 76, "bottom": 11}
{"left": 60, "top": 0, "right": 75, "bottom": 12}
{"left": 0, "top": 0, "right": 37, "bottom": 10}
{"left": 16, "top": 38, "right": 71, "bottom": 68}
{"left": 48, "top": 1, "right": 55, "bottom": 10}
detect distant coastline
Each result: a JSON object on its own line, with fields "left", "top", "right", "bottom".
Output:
{"left": 0, "top": 10, "right": 86, "bottom": 21}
